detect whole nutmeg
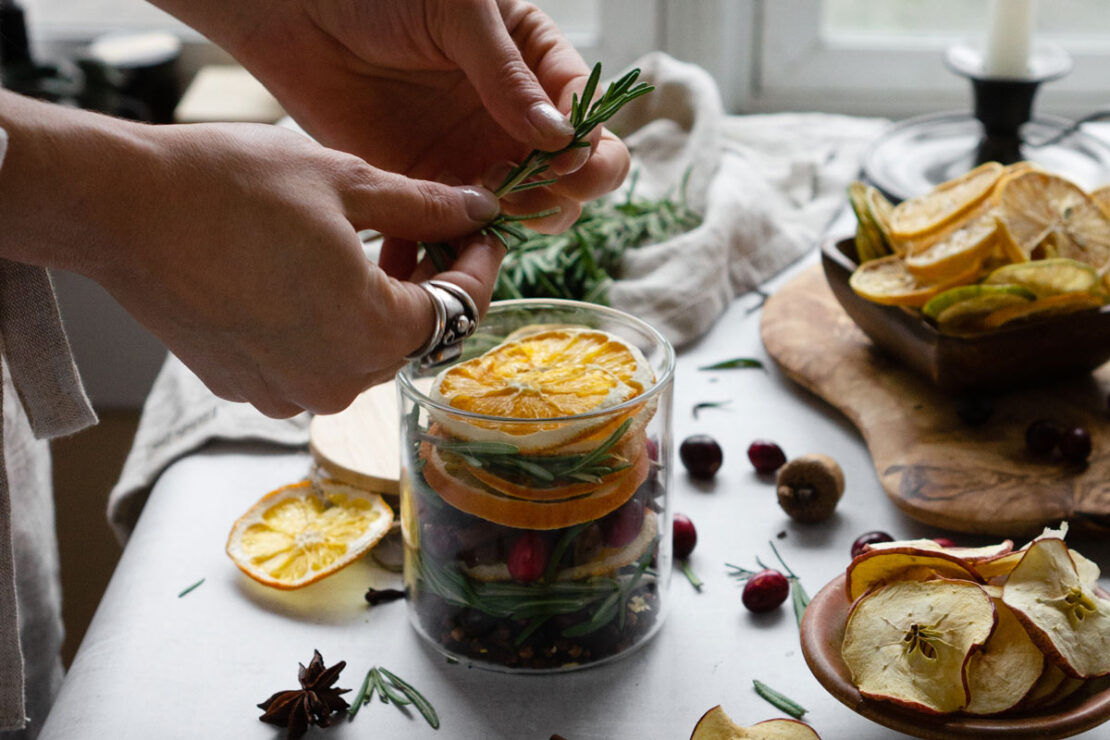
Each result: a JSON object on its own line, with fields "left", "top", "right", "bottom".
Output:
{"left": 775, "top": 453, "right": 845, "bottom": 524}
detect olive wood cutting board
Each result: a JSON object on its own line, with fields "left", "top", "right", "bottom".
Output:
{"left": 760, "top": 265, "right": 1110, "bottom": 537}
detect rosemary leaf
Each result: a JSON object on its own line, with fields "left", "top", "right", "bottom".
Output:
{"left": 693, "top": 400, "right": 730, "bottom": 419}
{"left": 679, "top": 560, "right": 704, "bottom": 592}
{"left": 379, "top": 667, "right": 441, "bottom": 730}
{"left": 177, "top": 578, "right": 205, "bottom": 598}
{"left": 347, "top": 669, "right": 374, "bottom": 719}
{"left": 699, "top": 357, "right": 764, "bottom": 370}
{"left": 752, "top": 679, "right": 807, "bottom": 719}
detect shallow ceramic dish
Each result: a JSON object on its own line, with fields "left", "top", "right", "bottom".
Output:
{"left": 821, "top": 237, "right": 1110, "bottom": 394}
{"left": 800, "top": 573, "right": 1110, "bottom": 740}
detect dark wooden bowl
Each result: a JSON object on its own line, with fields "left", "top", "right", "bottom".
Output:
{"left": 820, "top": 238, "right": 1110, "bottom": 394}
{"left": 800, "top": 573, "right": 1110, "bottom": 739}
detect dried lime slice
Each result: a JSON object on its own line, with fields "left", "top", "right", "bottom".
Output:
{"left": 849, "top": 182, "right": 890, "bottom": 262}
{"left": 922, "top": 284, "right": 1035, "bottom": 320}
{"left": 983, "top": 258, "right": 1101, "bottom": 298}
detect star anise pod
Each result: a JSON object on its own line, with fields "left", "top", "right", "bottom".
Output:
{"left": 258, "top": 650, "right": 350, "bottom": 739}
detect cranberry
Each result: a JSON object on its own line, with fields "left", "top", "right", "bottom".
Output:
{"left": 741, "top": 569, "right": 790, "bottom": 613}
{"left": 851, "top": 530, "right": 893, "bottom": 558}
{"left": 673, "top": 513, "right": 698, "bottom": 559}
{"left": 933, "top": 537, "right": 957, "bottom": 548}
{"left": 1059, "top": 426, "right": 1092, "bottom": 464}
{"left": 747, "top": 440, "right": 787, "bottom": 474}
{"left": 679, "top": 435, "right": 723, "bottom": 479}
{"left": 507, "top": 532, "right": 550, "bottom": 582}
{"left": 645, "top": 437, "right": 660, "bottom": 463}
{"left": 956, "top": 395, "right": 994, "bottom": 426}
{"left": 601, "top": 497, "right": 645, "bottom": 548}
{"left": 1025, "top": 418, "right": 1062, "bottom": 456}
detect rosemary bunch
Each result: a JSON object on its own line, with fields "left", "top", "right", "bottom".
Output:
{"left": 416, "top": 534, "right": 657, "bottom": 643}
{"left": 493, "top": 171, "right": 702, "bottom": 304}
{"left": 421, "top": 63, "right": 655, "bottom": 270}
{"left": 421, "top": 417, "right": 634, "bottom": 486}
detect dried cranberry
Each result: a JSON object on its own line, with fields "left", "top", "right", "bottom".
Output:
{"left": 679, "top": 435, "right": 723, "bottom": 479}
{"left": 507, "top": 531, "right": 550, "bottom": 583}
{"left": 1025, "top": 418, "right": 1062, "bottom": 456}
{"left": 933, "top": 537, "right": 957, "bottom": 548}
{"left": 1059, "top": 426, "right": 1092, "bottom": 464}
{"left": 747, "top": 440, "right": 787, "bottom": 475}
{"left": 672, "top": 513, "right": 697, "bottom": 560}
{"left": 741, "top": 569, "right": 790, "bottom": 613}
{"left": 851, "top": 530, "right": 893, "bottom": 558}
{"left": 645, "top": 437, "right": 660, "bottom": 462}
{"left": 601, "top": 497, "right": 645, "bottom": 548}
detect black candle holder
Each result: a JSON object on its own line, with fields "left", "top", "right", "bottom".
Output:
{"left": 862, "top": 42, "right": 1110, "bottom": 203}
{"left": 944, "top": 42, "right": 1071, "bottom": 166}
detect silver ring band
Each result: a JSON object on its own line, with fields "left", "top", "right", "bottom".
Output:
{"left": 406, "top": 280, "right": 479, "bottom": 367}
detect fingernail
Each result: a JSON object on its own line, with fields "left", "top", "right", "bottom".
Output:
{"left": 456, "top": 185, "right": 500, "bottom": 222}
{"left": 528, "top": 102, "right": 574, "bottom": 139}
{"left": 552, "top": 145, "right": 590, "bottom": 175}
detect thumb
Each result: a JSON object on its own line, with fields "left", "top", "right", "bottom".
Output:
{"left": 441, "top": 2, "right": 576, "bottom": 152}
{"left": 339, "top": 165, "right": 500, "bottom": 241}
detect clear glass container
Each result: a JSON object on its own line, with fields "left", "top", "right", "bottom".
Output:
{"left": 398, "top": 299, "right": 675, "bottom": 672}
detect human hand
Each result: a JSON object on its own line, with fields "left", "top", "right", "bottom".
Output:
{"left": 153, "top": 0, "right": 631, "bottom": 234}
{"left": 0, "top": 92, "right": 504, "bottom": 418}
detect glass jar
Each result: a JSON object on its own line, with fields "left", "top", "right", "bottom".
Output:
{"left": 398, "top": 299, "right": 675, "bottom": 672}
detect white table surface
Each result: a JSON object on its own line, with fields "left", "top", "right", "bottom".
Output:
{"left": 40, "top": 251, "right": 1110, "bottom": 740}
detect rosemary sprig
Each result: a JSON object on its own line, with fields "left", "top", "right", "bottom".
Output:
{"left": 421, "top": 417, "right": 634, "bottom": 487}
{"left": 421, "top": 63, "right": 656, "bottom": 270}
{"left": 492, "top": 172, "right": 702, "bottom": 304}
{"left": 698, "top": 357, "right": 764, "bottom": 371}
{"left": 726, "top": 541, "right": 810, "bottom": 628}
{"left": 752, "top": 679, "right": 807, "bottom": 719}
{"left": 348, "top": 666, "right": 439, "bottom": 729}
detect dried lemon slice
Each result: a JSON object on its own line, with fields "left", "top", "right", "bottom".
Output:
{"left": 997, "top": 171, "right": 1110, "bottom": 272}
{"left": 430, "top": 326, "right": 654, "bottom": 452}
{"left": 888, "top": 161, "right": 1004, "bottom": 240}
{"left": 982, "top": 258, "right": 1101, "bottom": 297}
{"left": 226, "top": 479, "right": 393, "bottom": 589}
{"left": 1092, "top": 185, "right": 1110, "bottom": 219}
{"left": 904, "top": 211, "right": 1000, "bottom": 281}
{"left": 849, "top": 254, "right": 979, "bottom": 307}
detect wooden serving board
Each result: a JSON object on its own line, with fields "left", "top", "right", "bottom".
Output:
{"left": 761, "top": 265, "right": 1110, "bottom": 537}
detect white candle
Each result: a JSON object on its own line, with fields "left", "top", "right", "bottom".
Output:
{"left": 983, "top": 0, "right": 1037, "bottom": 77}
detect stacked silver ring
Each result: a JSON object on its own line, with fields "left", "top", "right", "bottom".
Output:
{"left": 406, "top": 280, "right": 480, "bottom": 367}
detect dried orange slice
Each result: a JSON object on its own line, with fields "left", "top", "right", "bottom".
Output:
{"left": 849, "top": 254, "right": 981, "bottom": 307}
{"left": 226, "top": 479, "right": 393, "bottom": 589}
{"left": 996, "top": 172, "right": 1110, "bottom": 272}
{"left": 904, "top": 211, "right": 1000, "bottom": 281}
{"left": 419, "top": 441, "right": 649, "bottom": 530}
{"left": 430, "top": 326, "right": 654, "bottom": 452}
{"left": 981, "top": 292, "right": 1105, "bottom": 330}
{"left": 888, "top": 161, "right": 1004, "bottom": 240}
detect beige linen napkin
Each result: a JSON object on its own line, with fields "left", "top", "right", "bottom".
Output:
{"left": 607, "top": 52, "right": 888, "bottom": 346}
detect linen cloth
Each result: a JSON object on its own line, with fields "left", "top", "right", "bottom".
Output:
{"left": 107, "top": 52, "right": 889, "bottom": 538}
{"left": 0, "top": 126, "right": 99, "bottom": 737}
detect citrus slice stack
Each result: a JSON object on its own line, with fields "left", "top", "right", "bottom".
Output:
{"left": 888, "top": 161, "right": 1003, "bottom": 241}
{"left": 420, "top": 325, "right": 656, "bottom": 530}
{"left": 848, "top": 254, "right": 980, "bottom": 307}
{"left": 226, "top": 479, "right": 393, "bottom": 589}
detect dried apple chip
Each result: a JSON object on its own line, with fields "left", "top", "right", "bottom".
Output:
{"left": 845, "top": 547, "right": 981, "bottom": 602}
{"left": 841, "top": 578, "right": 996, "bottom": 713}
{"left": 964, "top": 599, "right": 1044, "bottom": 715}
{"left": 1002, "top": 538, "right": 1110, "bottom": 678}
{"left": 689, "top": 706, "right": 821, "bottom": 740}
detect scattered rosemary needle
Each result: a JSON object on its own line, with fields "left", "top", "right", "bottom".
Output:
{"left": 698, "top": 357, "right": 764, "bottom": 371}
{"left": 753, "top": 679, "right": 807, "bottom": 719}
{"left": 693, "top": 400, "right": 730, "bottom": 419}
{"left": 348, "top": 666, "right": 439, "bottom": 729}
{"left": 768, "top": 539, "right": 810, "bottom": 628}
{"left": 177, "top": 578, "right": 204, "bottom": 598}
